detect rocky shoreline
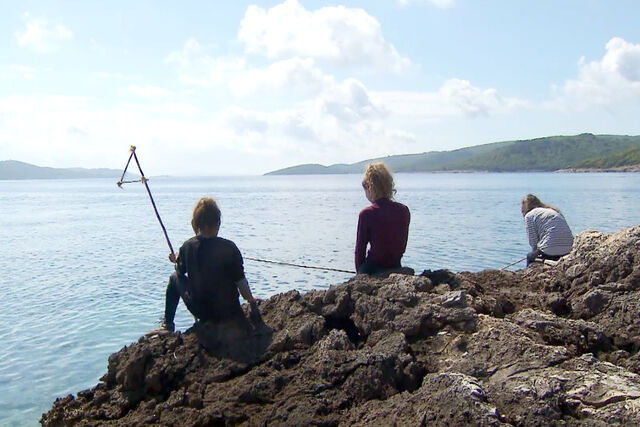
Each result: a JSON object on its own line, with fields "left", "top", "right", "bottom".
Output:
{"left": 42, "top": 226, "right": 640, "bottom": 426}
{"left": 556, "top": 164, "right": 640, "bottom": 173}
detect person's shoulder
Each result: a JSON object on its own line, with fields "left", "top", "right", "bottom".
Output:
{"left": 216, "top": 236, "right": 241, "bottom": 251}
{"left": 525, "top": 207, "right": 544, "bottom": 218}
{"left": 394, "top": 200, "right": 409, "bottom": 212}
{"left": 359, "top": 204, "right": 376, "bottom": 216}
{"left": 181, "top": 236, "right": 199, "bottom": 248}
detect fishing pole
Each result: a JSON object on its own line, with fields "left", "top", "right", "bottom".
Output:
{"left": 117, "top": 146, "right": 175, "bottom": 259}
{"left": 116, "top": 149, "right": 354, "bottom": 275}
{"left": 499, "top": 256, "right": 526, "bottom": 270}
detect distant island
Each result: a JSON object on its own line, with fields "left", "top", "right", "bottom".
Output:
{"left": 0, "top": 160, "right": 135, "bottom": 180}
{"left": 266, "top": 133, "right": 640, "bottom": 175}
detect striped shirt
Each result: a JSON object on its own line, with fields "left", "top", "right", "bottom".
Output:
{"left": 524, "top": 207, "right": 574, "bottom": 256}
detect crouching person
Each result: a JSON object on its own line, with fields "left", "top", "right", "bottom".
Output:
{"left": 521, "top": 194, "right": 574, "bottom": 267}
{"left": 148, "top": 197, "right": 257, "bottom": 335}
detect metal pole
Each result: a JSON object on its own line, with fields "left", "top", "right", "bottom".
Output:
{"left": 130, "top": 149, "right": 175, "bottom": 258}
{"left": 117, "top": 146, "right": 175, "bottom": 259}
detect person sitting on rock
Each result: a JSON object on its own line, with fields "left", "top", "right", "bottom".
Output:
{"left": 149, "top": 197, "right": 258, "bottom": 335}
{"left": 355, "top": 162, "right": 411, "bottom": 275}
{"left": 521, "top": 194, "right": 574, "bottom": 266}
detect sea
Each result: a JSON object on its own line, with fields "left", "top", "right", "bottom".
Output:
{"left": 1, "top": 172, "right": 638, "bottom": 426}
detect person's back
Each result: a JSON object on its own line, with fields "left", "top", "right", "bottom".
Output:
{"left": 177, "top": 235, "right": 245, "bottom": 322}
{"left": 148, "top": 197, "right": 257, "bottom": 335}
{"left": 524, "top": 207, "right": 573, "bottom": 256}
{"left": 357, "top": 198, "right": 410, "bottom": 268}
{"left": 355, "top": 162, "right": 411, "bottom": 274}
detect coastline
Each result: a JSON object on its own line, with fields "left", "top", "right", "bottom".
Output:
{"left": 42, "top": 225, "right": 640, "bottom": 425}
{"left": 556, "top": 164, "right": 640, "bottom": 173}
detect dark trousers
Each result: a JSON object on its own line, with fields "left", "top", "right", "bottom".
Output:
{"left": 526, "top": 249, "right": 562, "bottom": 266}
{"left": 357, "top": 258, "right": 401, "bottom": 275}
{"left": 164, "top": 271, "right": 198, "bottom": 324}
{"left": 164, "top": 271, "right": 247, "bottom": 325}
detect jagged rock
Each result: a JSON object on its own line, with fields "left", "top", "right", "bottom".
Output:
{"left": 41, "top": 226, "right": 640, "bottom": 426}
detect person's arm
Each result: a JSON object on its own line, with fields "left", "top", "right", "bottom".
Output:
{"left": 232, "top": 243, "right": 259, "bottom": 303}
{"left": 524, "top": 214, "right": 539, "bottom": 250}
{"left": 236, "top": 277, "right": 258, "bottom": 304}
{"left": 400, "top": 205, "right": 410, "bottom": 254}
{"left": 355, "top": 211, "right": 369, "bottom": 271}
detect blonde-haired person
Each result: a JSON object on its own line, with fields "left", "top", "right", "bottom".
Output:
{"left": 355, "top": 162, "right": 411, "bottom": 274}
{"left": 149, "top": 197, "right": 257, "bottom": 334}
{"left": 521, "top": 194, "right": 574, "bottom": 266}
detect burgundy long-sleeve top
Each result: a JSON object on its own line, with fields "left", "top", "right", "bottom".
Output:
{"left": 355, "top": 197, "right": 410, "bottom": 270}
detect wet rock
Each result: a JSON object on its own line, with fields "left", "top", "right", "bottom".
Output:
{"left": 42, "top": 226, "right": 640, "bottom": 426}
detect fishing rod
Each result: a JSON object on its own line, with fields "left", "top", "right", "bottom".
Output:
{"left": 499, "top": 256, "right": 526, "bottom": 270}
{"left": 116, "top": 148, "right": 353, "bottom": 275}
{"left": 117, "top": 146, "right": 176, "bottom": 259}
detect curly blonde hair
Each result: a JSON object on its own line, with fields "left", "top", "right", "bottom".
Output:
{"left": 362, "top": 162, "right": 396, "bottom": 201}
{"left": 191, "top": 197, "right": 221, "bottom": 234}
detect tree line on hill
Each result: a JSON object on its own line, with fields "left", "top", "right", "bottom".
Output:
{"left": 0, "top": 160, "right": 132, "bottom": 180}
{"left": 266, "top": 134, "right": 640, "bottom": 175}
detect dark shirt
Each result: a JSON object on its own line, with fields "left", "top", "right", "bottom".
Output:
{"left": 355, "top": 198, "right": 410, "bottom": 270}
{"left": 176, "top": 236, "right": 246, "bottom": 321}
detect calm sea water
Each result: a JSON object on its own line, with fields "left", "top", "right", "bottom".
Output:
{"left": 1, "top": 172, "right": 638, "bottom": 425}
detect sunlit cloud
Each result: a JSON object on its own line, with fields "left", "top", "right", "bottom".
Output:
{"left": 549, "top": 37, "right": 640, "bottom": 111}
{"left": 122, "top": 85, "right": 171, "bottom": 98}
{"left": 397, "top": 0, "right": 455, "bottom": 8}
{"left": 371, "top": 79, "right": 527, "bottom": 120}
{"left": 165, "top": 38, "right": 246, "bottom": 88}
{"left": 0, "top": 64, "right": 38, "bottom": 80}
{"left": 238, "top": 0, "right": 410, "bottom": 72}
{"left": 229, "top": 58, "right": 330, "bottom": 97}
{"left": 15, "top": 14, "right": 73, "bottom": 53}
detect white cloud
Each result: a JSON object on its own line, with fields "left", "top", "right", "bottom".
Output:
{"left": 219, "top": 107, "right": 269, "bottom": 136}
{"left": 93, "top": 71, "right": 127, "bottom": 80}
{"left": 15, "top": 15, "right": 73, "bottom": 53}
{"left": 551, "top": 37, "right": 640, "bottom": 110}
{"left": 229, "top": 57, "right": 330, "bottom": 97}
{"left": 238, "top": 0, "right": 410, "bottom": 72}
{"left": 0, "top": 64, "right": 38, "bottom": 79}
{"left": 165, "top": 38, "right": 246, "bottom": 87}
{"left": 398, "top": 0, "right": 454, "bottom": 8}
{"left": 318, "top": 78, "right": 385, "bottom": 124}
{"left": 123, "top": 85, "right": 170, "bottom": 98}
{"left": 371, "top": 78, "right": 526, "bottom": 120}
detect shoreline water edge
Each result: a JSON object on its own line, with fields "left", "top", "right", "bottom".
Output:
{"left": 42, "top": 225, "right": 640, "bottom": 425}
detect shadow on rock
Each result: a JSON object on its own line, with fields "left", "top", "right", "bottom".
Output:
{"left": 191, "top": 303, "right": 273, "bottom": 365}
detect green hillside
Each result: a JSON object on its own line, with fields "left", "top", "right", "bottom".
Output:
{"left": 267, "top": 140, "right": 515, "bottom": 175}
{"left": 441, "top": 134, "right": 640, "bottom": 172}
{"left": 572, "top": 146, "right": 640, "bottom": 169}
{"left": 0, "top": 160, "right": 135, "bottom": 180}
{"left": 267, "top": 133, "right": 640, "bottom": 175}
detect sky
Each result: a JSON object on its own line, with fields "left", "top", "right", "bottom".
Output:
{"left": 1, "top": 0, "right": 640, "bottom": 175}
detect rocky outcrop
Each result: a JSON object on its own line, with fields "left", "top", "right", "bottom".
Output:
{"left": 42, "top": 226, "right": 640, "bottom": 426}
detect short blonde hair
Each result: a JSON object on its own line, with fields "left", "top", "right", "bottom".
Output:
{"left": 362, "top": 162, "right": 396, "bottom": 201}
{"left": 191, "top": 197, "right": 221, "bottom": 234}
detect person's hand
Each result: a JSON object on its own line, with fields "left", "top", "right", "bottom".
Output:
{"left": 248, "top": 297, "right": 262, "bottom": 304}
{"left": 169, "top": 253, "right": 177, "bottom": 263}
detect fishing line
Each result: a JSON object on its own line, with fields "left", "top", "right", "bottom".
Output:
{"left": 117, "top": 146, "right": 355, "bottom": 275}
{"left": 245, "top": 257, "right": 355, "bottom": 274}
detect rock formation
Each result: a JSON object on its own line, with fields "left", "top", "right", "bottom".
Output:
{"left": 42, "top": 226, "right": 640, "bottom": 426}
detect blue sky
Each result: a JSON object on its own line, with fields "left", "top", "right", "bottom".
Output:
{"left": 1, "top": 0, "right": 640, "bottom": 175}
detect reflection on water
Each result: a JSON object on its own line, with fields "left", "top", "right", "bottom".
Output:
{"left": 0, "top": 172, "right": 638, "bottom": 424}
